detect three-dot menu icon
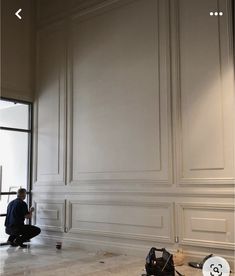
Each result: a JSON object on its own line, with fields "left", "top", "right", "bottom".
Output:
{"left": 210, "top": 11, "right": 223, "bottom": 16}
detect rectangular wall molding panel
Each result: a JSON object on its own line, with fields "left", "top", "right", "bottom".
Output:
{"left": 171, "top": 0, "right": 234, "bottom": 185}
{"left": 35, "top": 22, "right": 67, "bottom": 185}
{"left": 67, "top": 200, "right": 174, "bottom": 243}
{"left": 67, "top": 0, "right": 172, "bottom": 184}
{"left": 176, "top": 203, "right": 234, "bottom": 250}
{"left": 34, "top": 200, "right": 66, "bottom": 232}
{"left": 191, "top": 218, "right": 227, "bottom": 233}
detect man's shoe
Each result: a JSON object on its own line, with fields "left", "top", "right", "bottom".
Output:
{"left": 19, "top": 243, "right": 28, "bottom": 248}
{"left": 7, "top": 240, "right": 18, "bottom": 247}
{"left": 10, "top": 242, "right": 18, "bottom": 247}
{"left": 13, "top": 239, "right": 28, "bottom": 248}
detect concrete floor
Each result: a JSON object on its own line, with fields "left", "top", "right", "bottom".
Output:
{"left": 0, "top": 243, "right": 234, "bottom": 276}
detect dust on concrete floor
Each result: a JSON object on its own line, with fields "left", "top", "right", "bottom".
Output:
{"left": 0, "top": 244, "right": 234, "bottom": 276}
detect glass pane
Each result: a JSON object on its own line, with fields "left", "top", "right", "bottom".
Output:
{"left": 0, "top": 216, "right": 8, "bottom": 243}
{"left": 0, "top": 130, "right": 28, "bottom": 193}
{"left": 0, "top": 194, "right": 30, "bottom": 215}
{"left": 0, "top": 99, "right": 29, "bottom": 129}
{"left": 0, "top": 195, "right": 11, "bottom": 215}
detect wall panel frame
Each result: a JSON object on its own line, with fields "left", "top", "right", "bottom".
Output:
{"left": 34, "top": 21, "right": 67, "bottom": 186}
{"left": 67, "top": 200, "right": 175, "bottom": 243}
{"left": 67, "top": 0, "right": 172, "bottom": 186}
{"left": 171, "top": 0, "right": 235, "bottom": 186}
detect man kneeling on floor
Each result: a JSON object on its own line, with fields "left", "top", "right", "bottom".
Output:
{"left": 5, "top": 188, "right": 41, "bottom": 248}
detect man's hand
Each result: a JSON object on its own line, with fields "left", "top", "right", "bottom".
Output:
{"left": 25, "top": 207, "right": 35, "bottom": 219}
{"left": 25, "top": 213, "right": 32, "bottom": 219}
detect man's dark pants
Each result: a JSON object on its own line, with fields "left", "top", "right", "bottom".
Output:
{"left": 6, "top": 225, "right": 41, "bottom": 244}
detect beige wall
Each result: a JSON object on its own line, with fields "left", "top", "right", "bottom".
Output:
{"left": 0, "top": 0, "right": 35, "bottom": 101}
{"left": 33, "top": 0, "right": 234, "bottom": 264}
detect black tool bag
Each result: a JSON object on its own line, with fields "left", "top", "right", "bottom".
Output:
{"left": 145, "top": 247, "right": 184, "bottom": 276}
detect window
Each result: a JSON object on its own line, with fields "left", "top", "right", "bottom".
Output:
{"left": 0, "top": 98, "right": 32, "bottom": 244}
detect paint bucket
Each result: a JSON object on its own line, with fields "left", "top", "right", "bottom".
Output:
{"left": 56, "top": 241, "right": 62, "bottom": 249}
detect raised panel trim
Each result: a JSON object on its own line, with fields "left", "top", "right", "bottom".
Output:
{"left": 176, "top": 203, "right": 234, "bottom": 250}
{"left": 67, "top": 200, "right": 175, "bottom": 243}
{"left": 171, "top": 0, "right": 235, "bottom": 186}
{"left": 67, "top": 0, "right": 172, "bottom": 185}
{"left": 32, "top": 185, "right": 235, "bottom": 198}
{"left": 34, "top": 21, "right": 67, "bottom": 186}
{"left": 38, "top": 209, "right": 59, "bottom": 220}
{"left": 191, "top": 217, "right": 227, "bottom": 233}
{"left": 33, "top": 199, "right": 66, "bottom": 232}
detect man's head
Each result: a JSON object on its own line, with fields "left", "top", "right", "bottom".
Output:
{"left": 17, "top": 188, "right": 27, "bottom": 200}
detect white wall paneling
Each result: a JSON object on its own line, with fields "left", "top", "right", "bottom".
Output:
{"left": 67, "top": 200, "right": 174, "bottom": 243}
{"left": 35, "top": 21, "right": 67, "bottom": 185}
{"left": 176, "top": 203, "right": 234, "bottom": 250}
{"left": 34, "top": 199, "right": 66, "bottom": 232}
{"left": 171, "top": 0, "right": 235, "bottom": 185}
{"left": 34, "top": 0, "right": 235, "bottom": 260}
{"left": 68, "top": 0, "right": 172, "bottom": 184}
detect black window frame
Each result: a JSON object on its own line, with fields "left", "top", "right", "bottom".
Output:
{"left": 0, "top": 97, "right": 33, "bottom": 245}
